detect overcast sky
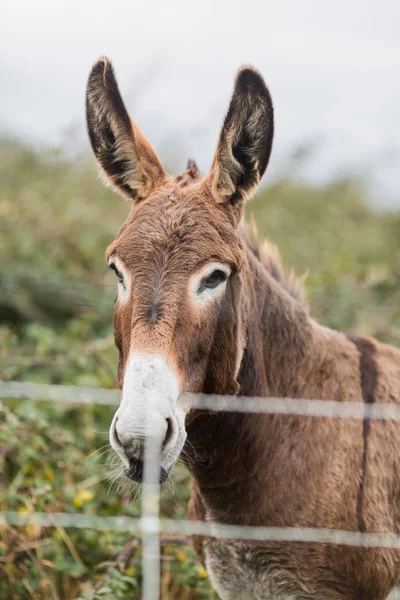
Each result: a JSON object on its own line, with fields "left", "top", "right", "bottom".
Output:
{"left": 1, "top": 0, "right": 400, "bottom": 207}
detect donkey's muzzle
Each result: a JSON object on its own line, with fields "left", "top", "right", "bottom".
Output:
{"left": 126, "top": 458, "right": 169, "bottom": 484}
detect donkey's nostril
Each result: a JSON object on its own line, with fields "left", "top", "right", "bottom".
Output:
{"left": 113, "top": 417, "right": 122, "bottom": 446}
{"left": 127, "top": 458, "right": 143, "bottom": 482}
{"left": 164, "top": 418, "right": 174, "bottom": 448}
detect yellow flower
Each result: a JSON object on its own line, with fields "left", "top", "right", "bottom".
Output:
{"left": 197, "top": 566, "right": 208, "bottom": 579}
{"left": 175, "top": 551, "right": 186, "bottom": 563}
{"left": 125, "top": 567, "right": 136, "bottom": 577}
{"left": 72, "top": 489, "right": 94, "bottom": 508}
{"left": 72, "top": 495, "right": 84, "bottom": 509}
{"left": 80, "top": 490, "right": 94, "bottom": 503}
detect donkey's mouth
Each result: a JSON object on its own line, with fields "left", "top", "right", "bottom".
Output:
{"left": 125, "top": 458, "right": 170, "bottom": 484}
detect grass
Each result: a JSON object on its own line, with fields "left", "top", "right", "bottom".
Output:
{"left": 1, "top": 138, "right": 400, "bottom": 598}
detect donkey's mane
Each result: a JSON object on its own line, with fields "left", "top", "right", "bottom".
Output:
{"left": 243, "top": 221, "right": 307, "bottom": 309}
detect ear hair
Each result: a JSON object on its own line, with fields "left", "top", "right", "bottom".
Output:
{"left": 208, "top": 66, "right": 274, "bottom": 220}
{"left": 86, "top": 57, "right": 166, "bottom": 201}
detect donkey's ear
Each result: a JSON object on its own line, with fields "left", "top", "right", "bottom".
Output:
{"left": 86, "top": 57, "right": 167, "bottom": 201}
{"left": 208, "top": 67, "right": 274, "bottom": 221}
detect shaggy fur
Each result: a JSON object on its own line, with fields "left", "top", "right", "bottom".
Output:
{"left": 86, "top": 58, "right": 400, "bottom": 599}
{"left": 243, "top": 220, "right": 307, "bottom": 307}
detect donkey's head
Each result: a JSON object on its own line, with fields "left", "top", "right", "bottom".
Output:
{"left": 86, "top": 58, "right": 274, "bottom": 482}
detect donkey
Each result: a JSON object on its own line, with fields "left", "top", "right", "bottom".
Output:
{"left": 86, "top": 57, "right": 400, "bottom": 599}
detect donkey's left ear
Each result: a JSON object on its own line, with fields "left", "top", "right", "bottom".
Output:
{"left": 207, "top": 67, "right": 274, "bottom": 222}
{"left": 86, "top": 57, "right": 167, "bottom": 201}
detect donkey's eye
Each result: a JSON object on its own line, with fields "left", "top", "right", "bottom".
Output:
{"left": 200, "top": 269, "right": 228, "bottom": 292}
{"left": 109, "top": 263, "right": 125, "bottom": 288}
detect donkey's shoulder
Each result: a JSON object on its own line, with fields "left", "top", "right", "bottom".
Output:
{"left": 367, "top": 335, "right": 400, "bottom": 404}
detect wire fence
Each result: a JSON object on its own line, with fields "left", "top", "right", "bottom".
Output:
{"left": 3, "top": 380, "right": 400, "bottom": 600}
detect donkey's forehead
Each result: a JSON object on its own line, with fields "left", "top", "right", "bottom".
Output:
{"left": 107, "top": 180, "right": 242, "bottom": 267}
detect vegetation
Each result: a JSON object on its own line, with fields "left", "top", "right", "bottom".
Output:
{"left": 1, "top": 138, "right": 399, "bottom": 598}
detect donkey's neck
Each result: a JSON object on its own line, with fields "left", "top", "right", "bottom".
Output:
{"left": 185, "top": 246, "right": 325, "bottom": 522}
{"left": 185, "top": 246, "right": 323, "bottom": 494}
{"left": 237, "top": 247, "right": 315, "bottom": 399}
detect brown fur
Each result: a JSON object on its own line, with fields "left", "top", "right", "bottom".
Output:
{"left": 86, "top": 58, "right": 400, "bottom": 599}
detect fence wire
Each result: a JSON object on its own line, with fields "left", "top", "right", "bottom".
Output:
{"left": 2, "top": 510, "right": 400, "bottom": 549}
{"left": 3, "top": 380, "right": 400, "bottom": 600}
{"left": 4, "top": 380, "right": 400, "bottom": 421}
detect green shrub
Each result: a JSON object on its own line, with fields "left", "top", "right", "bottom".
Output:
{"left": 1, "top": 138, "right": 399, "bottom": 598}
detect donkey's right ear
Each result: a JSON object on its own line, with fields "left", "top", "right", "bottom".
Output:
{"left": 86, "top": 57, "right": 167, "bottom": 201}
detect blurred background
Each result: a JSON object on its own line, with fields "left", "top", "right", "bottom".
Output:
{"left": 2, "top": 0, "right": 400, "bottom": 204}
{"left": 1, "top": 1, "right": 400, "bottom": 598}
